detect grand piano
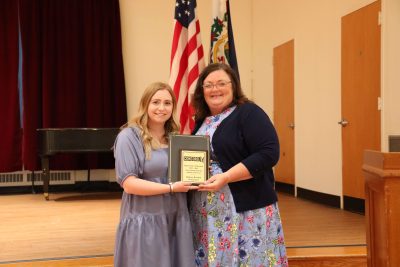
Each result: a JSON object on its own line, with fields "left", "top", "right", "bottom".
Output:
{"left": 37, "top": 128, "right": 120, "bottom": 200}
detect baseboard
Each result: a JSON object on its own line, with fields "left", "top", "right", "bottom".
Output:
{"left": 275, "top": 181, "right": 295, "bottom": 195}
{"left": 343, "top": 195, "right": 365, "bottom": 214}
{"left": 297, "top": 187, "right": 341, "bottom": 208}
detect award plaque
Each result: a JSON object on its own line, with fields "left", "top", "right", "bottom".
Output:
{"left": 168, "top": 134, "right": 210, "bottom": 184}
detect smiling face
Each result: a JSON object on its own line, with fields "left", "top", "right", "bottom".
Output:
{"left": 147, "top": 89, "right": 173, "bottom": 127}
{"left": 203, "top": 70, "right": 234, "bottom": 115}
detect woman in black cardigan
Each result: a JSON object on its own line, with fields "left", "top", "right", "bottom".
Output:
{"left": 189, "top": 63, "right": 288, "bottom": 267}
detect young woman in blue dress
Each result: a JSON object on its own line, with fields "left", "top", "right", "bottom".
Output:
{"left": 113, "top": 82, "right": 198, "bottom": 267}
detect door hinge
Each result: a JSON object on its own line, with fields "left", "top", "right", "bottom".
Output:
{"left": 378, "top": 97, "right": 382, "bottom": 110}
{"left": 378, "top": 11, "right": 382, "bottom": 26}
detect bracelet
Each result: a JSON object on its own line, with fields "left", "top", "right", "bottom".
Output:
{"left": 169, "top": 182, "right": 174, "bottom": 194}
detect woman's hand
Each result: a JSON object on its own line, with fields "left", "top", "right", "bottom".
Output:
{"left": 171, "top": 181, "right": 199, "bottom": 193}
{"left": 198, "top": 173, "right": 229, "bottom": 192}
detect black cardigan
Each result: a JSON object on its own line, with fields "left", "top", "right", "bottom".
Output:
{"left": 193, "top": 102, "right": 280, "bottom": 212}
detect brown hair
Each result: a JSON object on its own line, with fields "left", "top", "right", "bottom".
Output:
{"left": 192, "top": 63, "right": 250, "bottom": 121}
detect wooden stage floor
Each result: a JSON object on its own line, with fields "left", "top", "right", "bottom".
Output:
{"left": 0, "top": 191, "right": 366, "bottom": 265}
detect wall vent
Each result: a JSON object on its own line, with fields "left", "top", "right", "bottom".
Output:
{"left": 0, "top": 169, "right": 113, "bottom": 187}
{"left": 27, "top": 172, "right": 72, "bottom": 182}
{"left": 0, "top": 173, "right": 24, "bottom": 184}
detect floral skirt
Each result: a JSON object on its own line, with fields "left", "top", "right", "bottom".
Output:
{"left": 189, "top": 163, "right": 288, "bottom": 267}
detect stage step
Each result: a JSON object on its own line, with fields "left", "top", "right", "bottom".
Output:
{"left": 1, "top": 246, "right": 367, "bottom": 267}
{"left": 287, "top": 245, "right": 367, "bottom": 267}
{"left": 0, "top": 256, "right": 113, "bottom": 267}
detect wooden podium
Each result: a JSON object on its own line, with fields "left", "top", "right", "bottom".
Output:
{"left": 363, "top": 150, "right": 400, "bottom": 267}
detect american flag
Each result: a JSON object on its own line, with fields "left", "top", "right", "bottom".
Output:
{"left": 169, "top": 0, "right": 205, "bottom": 134}
{"left": 210, "top": 0, "right": 239, "bottom": 78}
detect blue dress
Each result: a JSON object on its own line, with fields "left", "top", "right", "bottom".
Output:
{"left": 113, "top": 127, "right": 195, "bottom": 267}
{"left": 189, "top": 107, "right": 288, "bottom": 267}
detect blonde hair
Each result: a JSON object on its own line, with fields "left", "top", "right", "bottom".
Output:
{"left": 122, "top": 82, "right": 180, "bottom": 159}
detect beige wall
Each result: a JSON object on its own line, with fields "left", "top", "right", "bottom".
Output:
{"left": 119, "top": 0, "right": 400, "bottom": 201}
{"left": 119, "top": 0, "right": 252, "bottom": 118}
{"left": 253, "top": 0, "right": 377, "bottom": 198}
{"left": 382, "top": 0, "right": 400, "bottom": 150}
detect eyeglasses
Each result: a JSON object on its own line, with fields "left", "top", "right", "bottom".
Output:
{"left": 202, "top": 81, "right": 231, "bottom": 90}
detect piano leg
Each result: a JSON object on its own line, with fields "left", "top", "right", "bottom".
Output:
{"left": 31, "top": 170, "right": 36, "bottom": 194}
{"left": 41, "top": 156, "right": 50, "bottom": 200}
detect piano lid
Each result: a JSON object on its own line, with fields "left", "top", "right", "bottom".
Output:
{"left": 37, "top": 128, "right": 120, "bottom": 156}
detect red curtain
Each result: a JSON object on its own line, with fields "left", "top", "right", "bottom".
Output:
{"left": 19, "top": 0, "right": 127, "bottom": 171}
{"left": 0, "top": 0, "right": 22, "bottom": 172}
